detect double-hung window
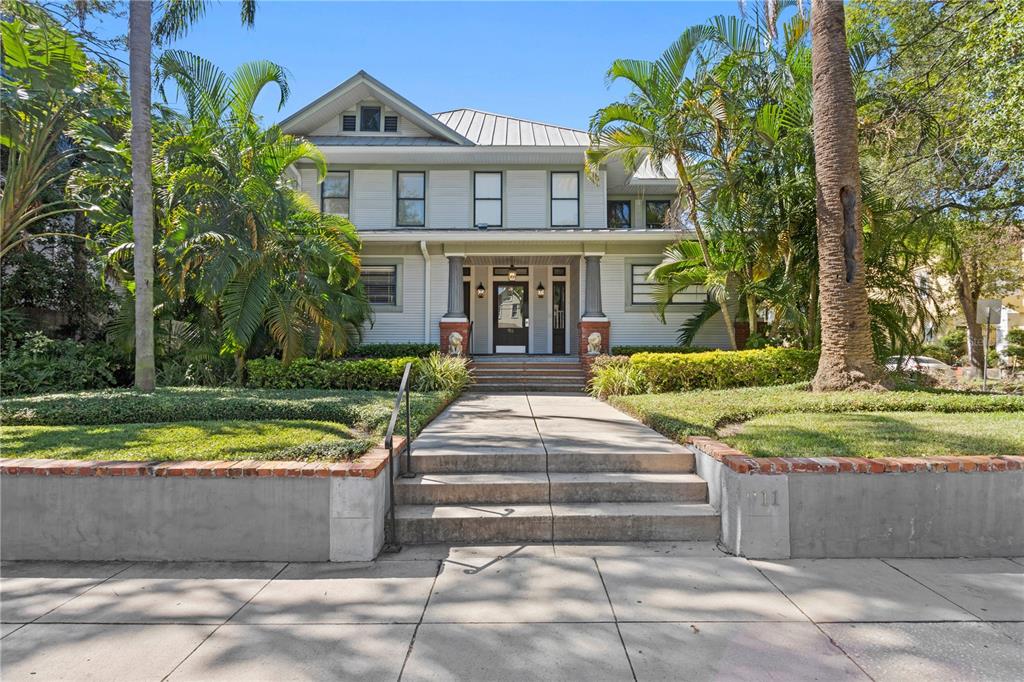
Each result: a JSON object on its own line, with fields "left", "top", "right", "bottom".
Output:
{"left": 551, "top": 172, "right": 579, "bottom": 227}
{"left": 397, "top": 171, "right": 426, "bottom": 226}
{"left": 645, "top": 200, "right": 672, "bottom": 229}
{"left": 474, "top": 172, "right": 502, "bottom": 227}
{"left": 608, "top": 200, "right": 631, "bottom": 229}
{"left": 321, "top": 171, "right": 350, "bottom": 217}
{"left": 361, "top": 265, "right": 398, "bottom": 307}
{"left": 630, "top": 263, "right": 707, "bottom": 306}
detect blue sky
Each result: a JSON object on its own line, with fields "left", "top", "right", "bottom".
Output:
{"left": 158, "top": 1, "right": 741, "bottom": 129}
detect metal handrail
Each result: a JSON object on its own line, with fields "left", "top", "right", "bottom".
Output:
{"left": 382, "top": 361, "right": 414, "bottom": 553}
{"left": 467, "top": 320, "right": 474, "bottom": 357}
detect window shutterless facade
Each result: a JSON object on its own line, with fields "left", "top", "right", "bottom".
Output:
{"left": 608, "top": 200, "right": 631, "bottom": 229}
{"left": 396, "top": 171, "right": 426, "bottom": 226}
{"left": 321, "top": 171, "right": 350, "bottom": 217}
{"left": 360, "top": 105, "right": 381, "bottom": 132}
{"left": 361, "top": 264, "right": 398, "bottom": 306}
{"left": 551, "top": 171, "right": 579, "bottom": 227}
{"left": 630, "top": 264, "right": 707, "bottom": 305}
{"left": 645, "top": 200, "right": 672, "bottom": 229}
{"left": 474, "top": 172, "right": 502, "bottom": 227}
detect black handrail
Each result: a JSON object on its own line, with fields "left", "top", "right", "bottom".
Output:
{"left": 382, "top": 361, "right": 414, "bottom": 553}
{"left": 467, "top": 320, "right": 474, "bottom": 357}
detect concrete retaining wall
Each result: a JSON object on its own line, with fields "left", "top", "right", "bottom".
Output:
{"left": 0, "top": 460, "right": 390, "bottom": 563}
{"left": 695, "top": 448, "right": 1024, "bottom": 559}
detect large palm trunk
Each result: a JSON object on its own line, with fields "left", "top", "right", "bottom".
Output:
{"left": 809, "top": 0, "right": 880, "bottom": 390}
{"left": 130, "top": 1, "right": 156, "bottom": 392}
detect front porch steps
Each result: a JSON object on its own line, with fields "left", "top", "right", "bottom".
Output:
{"left": 468, "top": 357, "right": 588, "bottom": 393}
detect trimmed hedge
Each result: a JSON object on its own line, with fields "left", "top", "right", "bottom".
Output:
{"left": 246, "top": 357, "right": 416, "bottom": 391}
{"left": 0, "top": 387, "right": 454, "bottom": 437}
{"left": 344, "top": 343, "right": 438, "bottom": 359}
{"left": 610, "top": 345, "right": 712, "bottom": 356}
{"left": 591, "top": 347, "right": 819, "bottom": 396}
{"left": 630, "top": 348, "right": 819, "bottom": 392}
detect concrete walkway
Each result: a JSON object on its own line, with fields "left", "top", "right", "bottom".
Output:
{"left": 2, "top": 548, "right": 1021, "bottom": 681}
{"left": 411, "top": 392, "right": 687, "bottom": 458}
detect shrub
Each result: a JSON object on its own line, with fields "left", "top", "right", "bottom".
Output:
{"left": 919, "top": 343, "right": 957, "bottom": 366}
{"left": 0, "top": 332, "right": 126, "bottom": 396}
{"left": 593, "top": 347, "right": 820, "bottom": 396}
{"left": 414, "top": 352, "right": 473, "bottom": 393}
{"left": 610, "top": 345, "right": 712, "bottom": 356}
{"left": 0, "top": 387, "right": 454, "bottom": 436}
{"left": 344, "top": 343, "right": 439, "bottom": 359}
{"left": 246, "top": 357, "right": 416, "bottom": 391}
{"left": 939, "top": 329, "right": 968, "bottom": 364}
{"left": 588, "top": 356, "right": 650, "bottom": 398}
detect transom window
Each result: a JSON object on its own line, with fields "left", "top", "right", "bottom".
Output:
{"left": 474, "top": 172, "right": 502, "bottom": 227}
{"left": 608, "top": 200, "right": 631, "bottom": 229}
{"left": 360, "top": 106, "right": 381, "bottom": 132}
{"left": 645, "top": 200, "right": 672, "bottom": 229}
{"left": 361, "top": 265, "right": 398, "bottom": 306}
{"left": 321, "top": 171, "right": 350, "bottom": 217}
{"left": 551, "top": 172, "right": 579, "bottom": 227}
{"left": 397, "top": 171, "right": 425, "bottom": 226}
{"left": 630, "top": 264, "right": 707, "bottom": 305}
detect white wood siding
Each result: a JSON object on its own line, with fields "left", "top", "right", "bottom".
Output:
{"left": 601, "top": 254, "right": 730, "bottom": 348}
{"left": 350, "top": 170, "right": 393, "bottom": 229}
{"left": 360, "top": 256, "right": 425, "bottom": 344}
{"left": 506, "top": 171, "right": 546, "bottom": 228}
{"left": 427, "top": 170, "right": 470, "bottom": 228}
{"left": 428, "top": 255, "right": 448, "bottom": 343}
{"left": 582, "top": 170, "right": 607, "bottom": 228}
{"left": 299, "top": 167, "right": 321, "bottom": 207}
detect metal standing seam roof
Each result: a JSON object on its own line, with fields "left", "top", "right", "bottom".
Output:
{"left": 434, "top": 109, "right": 591, "bottom": 147}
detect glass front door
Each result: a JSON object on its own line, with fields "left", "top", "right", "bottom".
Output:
{"left": 493, "top": 283, "right": 528, "bottom": 353}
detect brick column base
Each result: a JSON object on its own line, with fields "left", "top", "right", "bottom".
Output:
{"left": 439, "top": 319, "right": 471, "bottom": 357}
{"left": 578, "top": 318, "right": 610, "bottom": 374}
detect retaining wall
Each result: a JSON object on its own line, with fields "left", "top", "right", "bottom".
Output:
{"left": 0, "top": 441, "right": 402, "bottom": 563}
{"left": 690, "top": 436, "right": 1024, "bottom": 559}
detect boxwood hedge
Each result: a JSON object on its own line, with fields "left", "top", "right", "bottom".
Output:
{"left": 246, "top": 357, "right": 416, "bottom": 391}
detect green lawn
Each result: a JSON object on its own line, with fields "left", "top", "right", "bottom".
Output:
{"left": 0, "top": 387, "right": 456, "bottom": 462}
{"left": 725, "top": 411, "right": 1024, "bottom": 458}
{"left": 610, "top": 384, "right": 1024, "bottom": 458}
{"left": 0, "top": 420, "right": 371, "bottom": 461}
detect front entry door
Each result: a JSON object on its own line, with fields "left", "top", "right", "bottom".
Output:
{"left": 494, "top": 283, "right": 528, "bottom": 353}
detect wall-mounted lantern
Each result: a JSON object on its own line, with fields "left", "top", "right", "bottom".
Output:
{"left": 476, "top": 282, "right": 486, "bottom": 298}
{"left": 536, "top": 282, "right": 546, "bottom": 298}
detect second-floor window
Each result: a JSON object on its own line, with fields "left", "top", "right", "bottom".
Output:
{"left": 397, "top": 171, "right": 425, "bottom": 226}
{"left": 551, "top": 171, "right": 579, "bottom": 226}
{"left": 608, "top": 200, "right": 631, "bottom": 229}
{"left": 321, "top": 171, "right": 350, "bottom": 217}
{"left": 645, "top": 200, "right": 672, "bottom": 229}
{"left": 474, "top": 172, "right": 502, "bottom": 227}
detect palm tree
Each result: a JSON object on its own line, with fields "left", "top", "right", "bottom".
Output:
{"left": 128, "top": 0, "right": 256, "bottom": 392}
{"left": 808, "top": 0, "right": 881, "bottom": 390}
{"left": 586, "top": 24, "right": 743, "bottom": 350}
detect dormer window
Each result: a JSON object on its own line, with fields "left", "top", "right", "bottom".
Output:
{"left": 360, "top": 105, "right": 381, "bottom": 132}
{"left": 384, "top": 115, "right": 399, "bottom": 133}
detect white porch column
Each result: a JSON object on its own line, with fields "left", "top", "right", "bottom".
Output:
{"left": 443, "top": 255, "right": 465, "bottom": 318}
{"left": 583, "top": 255, "right": 605, "bottom": 318}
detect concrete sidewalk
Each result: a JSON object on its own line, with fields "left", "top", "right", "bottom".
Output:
{"left": 2, "top": 546, "right": 1021, "bottom": 681}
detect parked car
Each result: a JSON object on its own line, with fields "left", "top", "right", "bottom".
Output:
{"left": 885, "top": 355, "right": 956, "bottom": 382}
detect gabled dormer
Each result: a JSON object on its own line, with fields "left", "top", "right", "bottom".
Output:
{"left": 280, "top": 70, "right": 472, "bottom": 146}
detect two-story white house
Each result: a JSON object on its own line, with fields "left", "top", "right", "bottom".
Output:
{"left": 281, "top": 71, "right": 730, "bottom": 357}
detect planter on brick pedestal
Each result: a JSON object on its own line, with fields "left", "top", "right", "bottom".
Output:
{"left": 440, "top": 319, "right": 471, "bottom": 356}
{"left": 578, "top": 318, "right": 610, "bottom": 374}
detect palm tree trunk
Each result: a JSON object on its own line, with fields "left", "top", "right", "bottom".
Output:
{"left": 674, "top": 155, "right": 739, "bottom": 350}
{"left": 130, "top": 0, "right": 156, "bottom": 392}
{"left": 809, "top": 0, "right": 880, "bottom": 390}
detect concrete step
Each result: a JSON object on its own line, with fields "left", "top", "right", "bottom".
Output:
{"left": 467, "top": 384, "right": 586, "bottom": 393}
{"left": 472, "top": 375, "right": 586, "bottom": 383}
{"left": 394, "top": 502, "right": 719, "bottom": 544}
{"left": 472, "top": 369, "right": 587, "bottom": 377}
{"left": 395, "top": 472, "right": 708, "bottom": 505}
{"left": 408, "top": 450, "right": 694, "bottom": 474}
